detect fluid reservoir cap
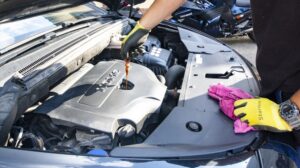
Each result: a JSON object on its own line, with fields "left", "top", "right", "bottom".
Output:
{"left": 186, "top": 121, "right": 202, "bottom": 132}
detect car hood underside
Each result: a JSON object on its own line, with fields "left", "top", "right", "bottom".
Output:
{"left": 0, "top": 0, "right": 122, "bottom": 22}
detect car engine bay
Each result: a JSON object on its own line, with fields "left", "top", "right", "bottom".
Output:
{"left": 2, "top": 19, "right": 261, "bottom": 157}
{"left": 6, "top": 29, "right": 190, "bottom": 154}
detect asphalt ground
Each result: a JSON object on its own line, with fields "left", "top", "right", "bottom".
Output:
{"left": 220, "top": 36, "right": 257, "bottom": 66}
{"left": 136, "top": 1, "right": 258, "bottom": 66}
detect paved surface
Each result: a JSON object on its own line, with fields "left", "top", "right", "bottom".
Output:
{"left": 136, "top": 1, "right": 257, "bottom": 66}
{"left": 220, "top": 36, "right": 257, "bottom": 66}
{"left": 136, "top": 0, "right": 154, "bottom": 8}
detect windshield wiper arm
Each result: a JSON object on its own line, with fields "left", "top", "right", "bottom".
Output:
{"left": 0, "top": 15, "right": 120, "bottom": 66}
{"left": 0, "top": 14, "right": 120, "bottom": 56}
{"left": 0, "top": 23, "right": 91, "bottom": 67}
{"left": 0, "top": 26, "right": 63, "bottom": 55}
{"left": 61, "top": 14, "right": 121, "bottom": 27}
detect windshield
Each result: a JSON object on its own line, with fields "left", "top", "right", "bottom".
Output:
{"left": 0, "top": 2, "right": 107, "bottom": 51}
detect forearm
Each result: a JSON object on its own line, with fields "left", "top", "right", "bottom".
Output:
{"left": 290, "top": 90, "right": 300, "bottom": 144}
{"left": 139, "top": 0, "right": 186, "bottom": 30}
{"left": 291, "top": 89, "right": 300, "bottom": 108}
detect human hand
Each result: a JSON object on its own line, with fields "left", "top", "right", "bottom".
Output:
{"left": 120, "top": 21, "right": 149, "bottom": 59}
{"left": 234, "top": 98, "right": 292, "bottom": 132}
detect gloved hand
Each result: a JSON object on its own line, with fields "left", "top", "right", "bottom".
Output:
{"left": 234, "top": 98, "right": 292, "bottom": 132}
{"left": 121, "top": 21, "right": 149, "bottom": 59}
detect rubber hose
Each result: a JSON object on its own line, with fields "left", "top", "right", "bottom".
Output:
{"left": 37, "top": 117, "right": 64, "bottom": 140}
{"left": 17, "top": 133, "right": 44, "bottom": 150}
{"left": 165, "top": 65, "right": 185, "bottom": 89}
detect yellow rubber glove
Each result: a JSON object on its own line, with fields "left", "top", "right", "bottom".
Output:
{"left": 121, "top": 21, "right": 149, "bottom": 59}
{"left": 234, "top": 98, "right": 292, "bottom": 132}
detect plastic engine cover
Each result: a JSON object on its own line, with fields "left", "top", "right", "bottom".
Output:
{"left": 35, "top": 60, "right": 167, "bottom": 137}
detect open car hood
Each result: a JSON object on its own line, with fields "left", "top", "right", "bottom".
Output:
{"left": 0, "top": 0, "right": 144, "bottom": 22}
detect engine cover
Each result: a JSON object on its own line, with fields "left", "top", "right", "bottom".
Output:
{"left": 35, "top": 60, "right": 166, "bottom": 137}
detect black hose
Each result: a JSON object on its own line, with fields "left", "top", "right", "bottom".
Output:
{"left": 160, "top": 65, "right": 185, "bottom": 118}
{"left": 160, "top": 89, "right": 180, "bottom": 119}
{"left": 129, "top": 0, "right": 135, "bottom": 18}
{"left": 165, "top": 65, "right": 186, "bottom": 89}
{"left": 44, "top": 137, "right": 60, "bottom": 146}
{"left": 37, "top": 117, "right": 64, "bottom": 141}
{"left": 16, "top": 133, "right": 44, "bottom": 150}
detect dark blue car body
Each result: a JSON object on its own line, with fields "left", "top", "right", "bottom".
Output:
{"left": 172, "top": 0, "right": 253, "bottom": 38}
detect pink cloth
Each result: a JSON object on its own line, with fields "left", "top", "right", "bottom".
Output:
{"left": 208, "top": 84, "right": 255, "bottom": 133}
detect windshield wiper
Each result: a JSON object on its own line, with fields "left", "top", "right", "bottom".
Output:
{"left": 61, "top": 14, "right": 121, "bottom": 27}
{"left": 0, "top": 24, "right": 89, "bottom": 67}
{"left": 0, "top": 15, "right": 119, "bottom": 66}
{"left": 0, "top": 26, "right": 63, "bottom": 55}
{"left": 0, "top": 15, "right": 119, "bottom": 55}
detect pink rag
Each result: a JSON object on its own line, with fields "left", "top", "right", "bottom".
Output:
{"left": 208, "top": 84, "right": 255, "bottom": 133}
